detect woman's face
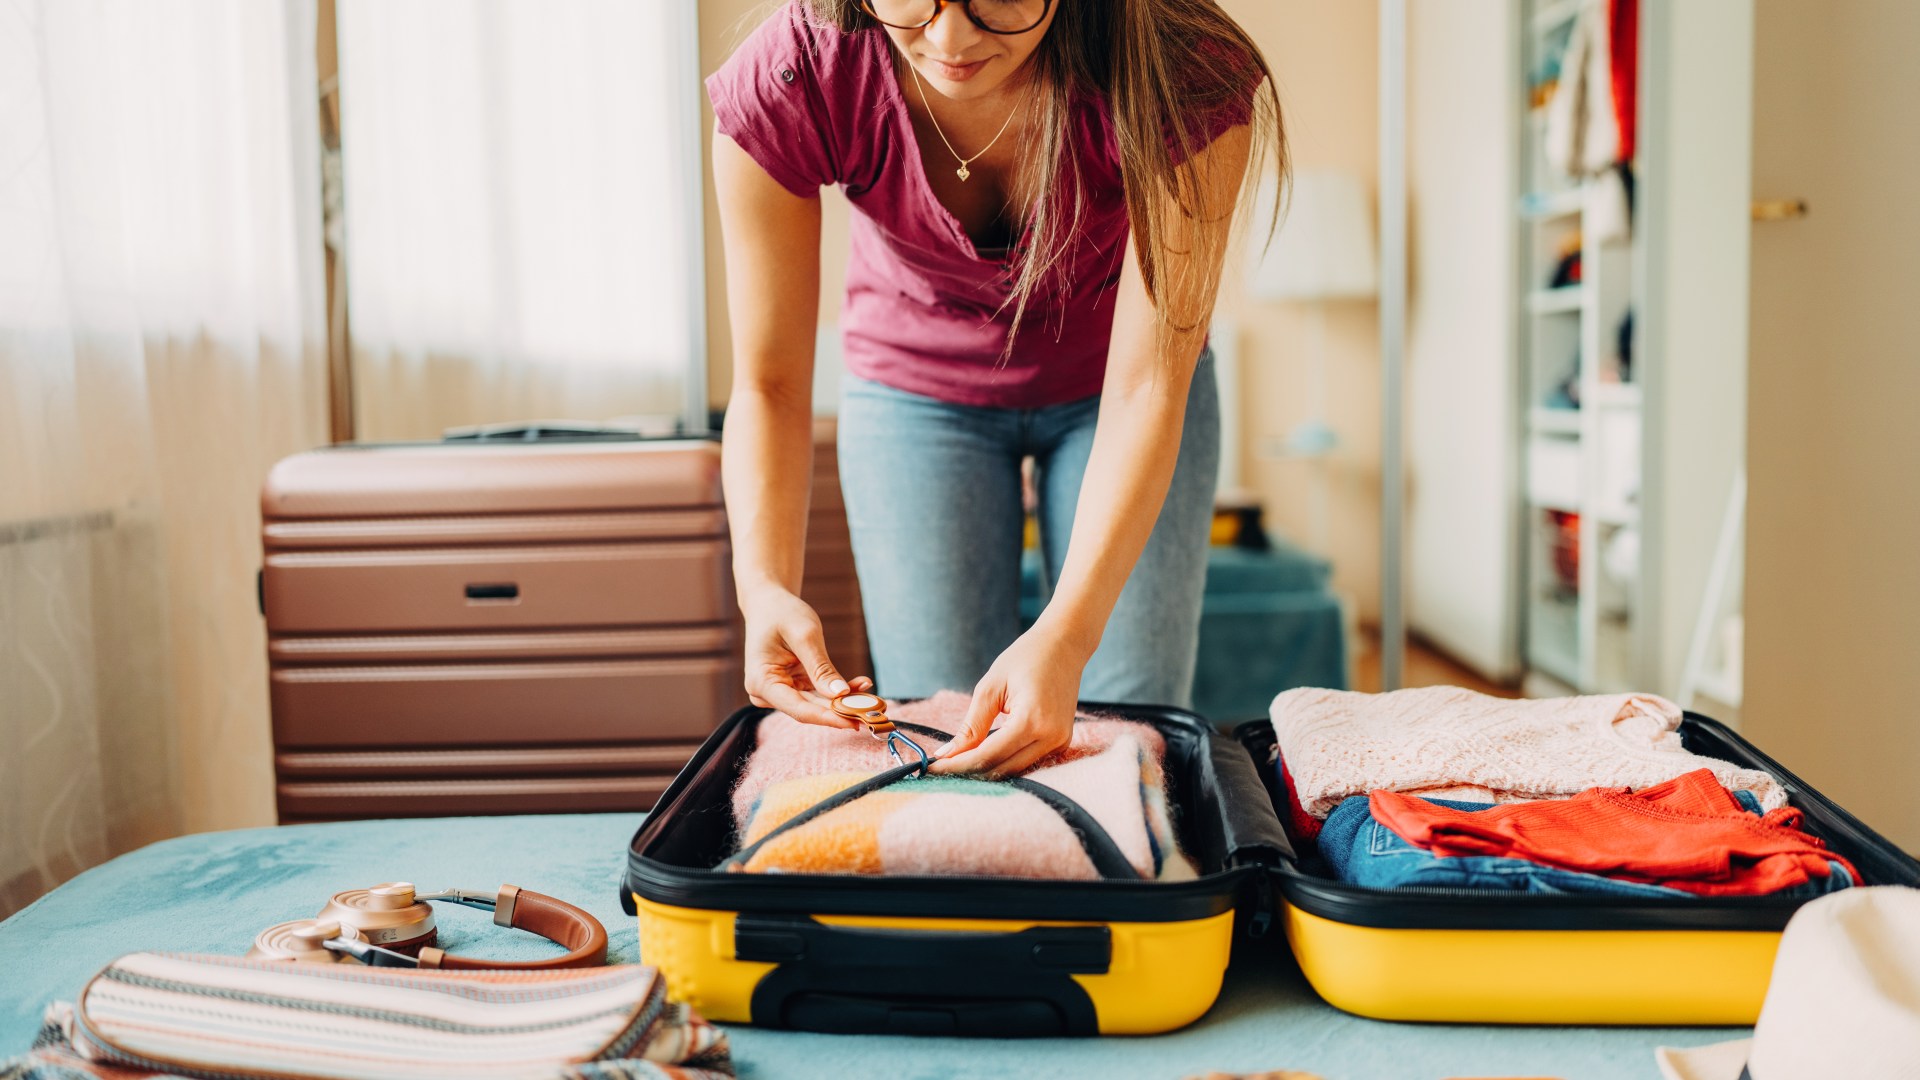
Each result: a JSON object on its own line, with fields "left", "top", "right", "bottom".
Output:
{"left": 879, "top": 0, "right": 1058, "bottom": 101}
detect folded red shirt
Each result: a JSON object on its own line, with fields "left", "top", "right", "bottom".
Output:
{"left": 1278, "top": 756, "right": 1323, "bottom": 844}
{"left": 1368, "top": 768, "right": 1858, "bottom": 897}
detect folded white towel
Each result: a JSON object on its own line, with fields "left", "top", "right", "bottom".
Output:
{"left": 1270, "top": 686, "right": 1786, "bottom": 819}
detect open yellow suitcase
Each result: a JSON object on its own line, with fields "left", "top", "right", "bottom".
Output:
{"left": 621, "top": 704, "right": 1288, "bottom": 1036}
{"left": 1234, "top": 712, "right": 1920, "bottom": 1026}
{"left": 622, "top": 704, "right": 1920, "bottom": 1034}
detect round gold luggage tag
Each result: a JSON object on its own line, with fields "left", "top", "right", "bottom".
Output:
{"left": 830, "top": 690, "right": 929, "bottom": 774}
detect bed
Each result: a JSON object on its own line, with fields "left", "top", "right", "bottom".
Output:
{"left": 0, "top": 813, "right": 1741, "bottom": 1079}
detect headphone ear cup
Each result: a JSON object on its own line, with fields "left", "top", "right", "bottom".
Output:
{"left": 316, "top": 884, "right": 438, "bottom": 954}
{"left": 247, "top": 920, "right": 366, "bottom": 964}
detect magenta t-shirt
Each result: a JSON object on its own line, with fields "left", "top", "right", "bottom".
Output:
{"left": 708, "top": 3, "right": 1252, "bottom": 409}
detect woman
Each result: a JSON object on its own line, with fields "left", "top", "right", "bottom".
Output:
{"left": 711, "top": 0, "right": 1285, "bottom": 775}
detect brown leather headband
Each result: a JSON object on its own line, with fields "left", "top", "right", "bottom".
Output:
{"left": 307, "top": 883, "right": 608, "bottom": 971}
{"left": 418, "top": 886, "right": 608, "bottom": 970}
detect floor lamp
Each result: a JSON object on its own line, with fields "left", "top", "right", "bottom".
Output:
{"left": 1245, "top": 169, "right": 1380, "bottom": 556}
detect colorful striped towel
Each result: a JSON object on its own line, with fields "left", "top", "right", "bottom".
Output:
{"left": 0, "top": 953, "right": 731, "bottom": 1080}
{"left": 731, "top": 691, "right": 1197, "bottom": 881}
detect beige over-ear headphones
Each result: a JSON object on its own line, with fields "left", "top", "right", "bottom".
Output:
{"left": 246, "top": 882, "right": 607, "bottom": 969}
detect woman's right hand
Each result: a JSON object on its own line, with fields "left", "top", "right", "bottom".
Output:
{"left": 740, "top": 586, "right": 868, "bottom": 729}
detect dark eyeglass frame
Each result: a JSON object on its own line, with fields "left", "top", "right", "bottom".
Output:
{"left": 859, "top": 0, "right": 1054, "bottom": 36}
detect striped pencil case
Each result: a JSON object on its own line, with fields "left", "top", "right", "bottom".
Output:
{"left": 1, "top": 953, "right": 732, "bottom": 1080}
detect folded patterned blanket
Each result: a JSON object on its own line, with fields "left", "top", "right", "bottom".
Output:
{"left": 730, "top": 691, "right": 1197, "bottom": 881}
{"left": 1270, "top": 686, "right": 1786, "bottom": 821}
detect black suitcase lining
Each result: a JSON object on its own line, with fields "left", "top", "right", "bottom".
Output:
{"left": 1233, "top": 714, "right": 1920, "bottom": 932}
{"left": 624, "top": 704, "right": 1288, "bottom": 924}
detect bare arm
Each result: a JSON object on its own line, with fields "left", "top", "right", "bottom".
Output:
{"left": 713, "top": 130, "right": 861, "bottom": 728}
{"left": 936, "top": 123, "right": 1254, "bottom": 775}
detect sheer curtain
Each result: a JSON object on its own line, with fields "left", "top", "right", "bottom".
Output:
{"left": 337, "top": 0, "right": 704, "bottom": 439}
{"left": 0, "top": 0, "right": 327, "bottom": 915}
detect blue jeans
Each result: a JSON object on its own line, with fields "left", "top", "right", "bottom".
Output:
{"left": 1318, "top": 791, "right": 1855, "bottom": 898}
{"left": 836, "top": 352, "right": 1219, "bottom": 706}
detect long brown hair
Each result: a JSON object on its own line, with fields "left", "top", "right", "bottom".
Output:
{"left": 802, "top": 0, "right": 1288, "bottom": 349}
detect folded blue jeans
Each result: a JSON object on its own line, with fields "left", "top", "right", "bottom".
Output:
{"left": 1319, "top": 791, "right": 1855, "bottom": 898}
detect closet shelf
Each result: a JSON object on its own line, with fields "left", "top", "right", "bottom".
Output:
{"left": 1528, "top": 287, "right": 1584, "bottom": 314}
{"left": 1516, "top": 0, "right": 1651, "bottom": 696}
{"left": 1591, "top": 383, "right": 1641, "bottom": 407}
{"left": 1527, "top": 491, "right": 1582, "bottom": 516}
{"left": 1520, "top": 188, "right": 1585, "bottom": 221}
{"left": 1528, "top": 592, "right": 1581, "bottom": 688}
{"left": 1529, "top": 407, "right": 1582, "bottom": 436}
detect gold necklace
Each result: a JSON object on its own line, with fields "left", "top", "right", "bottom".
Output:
{"left": 907, "top": 61, "right": 1020, "bottom": 182}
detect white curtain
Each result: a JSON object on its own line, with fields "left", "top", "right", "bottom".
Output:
{"left": 337, "top": 0, "right": 702, "bottom": 439}
{"left": 0, "top": 0, "right": 328, "bottom": 915}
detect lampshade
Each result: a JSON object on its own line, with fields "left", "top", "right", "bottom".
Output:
{"left": 1246, "top": 168, "right": 1379, "bottom": 301}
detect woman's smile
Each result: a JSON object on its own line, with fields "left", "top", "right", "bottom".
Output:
{"left": 919, "top": 53, "right": 991, "bottom": 82}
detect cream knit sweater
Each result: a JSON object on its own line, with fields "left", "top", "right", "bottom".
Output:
{"left": 1270, "top": 686, "right": 1787, "bottom": 818}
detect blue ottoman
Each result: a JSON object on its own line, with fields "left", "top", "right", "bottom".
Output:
{"left": 1021, "top": 540, "right": 1346, "bottom": 725}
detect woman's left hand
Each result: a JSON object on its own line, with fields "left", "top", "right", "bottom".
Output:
{"left": 930, "top": 629, "right": 1087, "bottom": 777}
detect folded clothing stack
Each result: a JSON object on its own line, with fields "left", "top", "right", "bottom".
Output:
{"left": 730, "top": 691, "right": 1197, "bottom": 881}
{"left": 1269, "top": 687, "right": 1849, "bottom": 898}
{"left": 1323, "top": 770, "right": 1856, "bottom": 898}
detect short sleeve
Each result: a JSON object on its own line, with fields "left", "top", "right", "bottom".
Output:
{"left": 706, "top": 3, "right": 842, "bottom": 196}
{"left": 1168, "top": 37, "right": 1265, "bottom": 166}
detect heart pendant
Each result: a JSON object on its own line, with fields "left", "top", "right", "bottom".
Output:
{"left": 956, "top": 164, "right": 970, "bottom": 182}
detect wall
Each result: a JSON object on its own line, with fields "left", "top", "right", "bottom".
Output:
{"left": 1639, "top": 0, "right": 1753, "bottom": 702}
{"left": 698, "top": 0, "right": 1387, "bottom": 620}
{"left": 1744, "top": 0, "right": 1920, "bottom": 850}
{"left": 700, "top": 0, "right": 771, "bottom": 406}
{"left": 1403, "top": 0, "right": 1519, "bottom": 680}
{"left": 1215, "top": 0, "right": 1382, "bottom": 622}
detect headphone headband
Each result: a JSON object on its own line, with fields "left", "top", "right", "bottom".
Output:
{"left": 252, "top": 883, "right": 607, "bottom": 970}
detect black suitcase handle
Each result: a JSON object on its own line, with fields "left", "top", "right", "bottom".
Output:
{"left": 734, "top": 913, "right": 1107, "bottom": 1036}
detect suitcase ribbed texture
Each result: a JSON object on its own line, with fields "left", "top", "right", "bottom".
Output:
{"left": 262, "top": 426, "right": 873, "bottom": 823}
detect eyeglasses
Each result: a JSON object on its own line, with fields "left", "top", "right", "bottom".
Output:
{"left": 860, "top": 0, "right": 1053, "bottom": 36}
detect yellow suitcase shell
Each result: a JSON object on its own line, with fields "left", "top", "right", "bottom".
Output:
{"left": 633, "top": 896, "right": 1235, "bottom": 1034}
{"left": 622, "top": 704, "right": 1286, "bottom": 1037}
{"left": 624, "top": 705, "right": 1919, "bottom": 1034}
{"left": 1238, "top": 713, "right": 1920, "bottom": 1026}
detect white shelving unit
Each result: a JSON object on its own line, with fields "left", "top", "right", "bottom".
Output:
{"left": 1517, "top": 0, "right": 1645, "bottom": 695}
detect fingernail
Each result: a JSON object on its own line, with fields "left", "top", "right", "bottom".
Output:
{"left": 828, "top": 679, "right": 849, "bottom": 696}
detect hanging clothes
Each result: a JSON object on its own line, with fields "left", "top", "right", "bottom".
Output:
{"left": 1543, "top": 0, "right": 1638, "bottom": 242}
{"left": 1609, "top": 0, "right": 1639, "bottom": 163}
{"left": 1545, "top": 0, "right": 1640, "bottom": 175}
